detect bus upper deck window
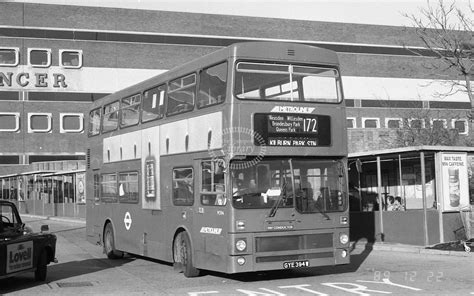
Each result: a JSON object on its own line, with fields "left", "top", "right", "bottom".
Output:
{"left": 0, "top": 48, "right": 19, "bottom": 66}
{"left": 102, "top": 101, "right": 119, "bottom": 133}
{"left": 120, "top": 94, "right": 141, "bottom": 128}
{"left": 88, "top": 108, "right": 101, "bottom": 136}
{"left": 234, "top": 62, "right": 341, "bottom": 103}
{"left": 142, "top": 85, "right": 166, "bottom": 122}
{"left": 197, "top": 62, "right": 227, "bottom": 108}
{"left": 167, "top": 74, "right": 196, "bottom": 116}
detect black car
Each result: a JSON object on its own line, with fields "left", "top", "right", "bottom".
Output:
{"left": 0, "top": 201, "right": 57, "bottom": 281}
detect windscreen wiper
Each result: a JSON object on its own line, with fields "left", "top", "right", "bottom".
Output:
{"left": 313, "top": 198, "right": 331, "bottom": 220}
{"left": 268, "top": 181, "right": 286, "bottom": 218}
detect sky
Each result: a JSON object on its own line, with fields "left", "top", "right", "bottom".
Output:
{"left": 5, "top": 0, "right": 473, "bottom": 27}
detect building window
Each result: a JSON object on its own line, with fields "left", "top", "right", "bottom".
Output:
{"left": 431, "top": 119, "right": 447, "bottom": 129}
{"left": 172, "top": 167, "right": 194, "bottom": 206}
{"left": 167, "top": 73, "right": 196, "bottom": 116}
{"left": 0, "top": 112, "right": 20, "bottom": 132}
{"left": 408, "top": 118, "right": 425, "bottom": 129}
{"left": 362, "top": 117, "right": 380, "bottom": 128}
{"left": 201, "top": 159, "right": 226, "bottom": 206}
{"left": 102, "top": 101, "right": 119, "bottom": 133}
{"left": 452, "top": 119, "right": 468, "bottom": 135}
{"left": 101, "top": 173, "right": 117, "bottom": 203}
{"left": 0, "top": 47, "right": 19, "bottom": 66}
{"left": 28, "top": 113, "right": 52, "bottom": 133}
{"left": 60, "top": 49, "right": 82, "bottom": 68}
{"left": 60, "top": 113, "right": 84, "bottom": 133}
{"left": 346, "top": 117, "right": 356, "bottom": 129}
{"left": 28, "top": 48, "right": 51, "bottom": 68}
{"left": 120, "top": 94, "right": 141, "bottom": 128}
{"left": 385, "top": 118, "right": 402, "bottom": 129}
{"left": 142, "top": 85, "right": 166, "bottom": 122}
{"left": 88, "top": 108, "right": 101, "bottom": 136}
{"left": 119, "top": 172, "right": 139, "bottom": 203}
{"left": 197, "top": 62, "right": 227, "bottom": 108}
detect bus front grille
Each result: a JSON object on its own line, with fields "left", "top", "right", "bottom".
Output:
{"left": 256, "top": 252, "right": 334, "bottom": 263}
{"left": 255, "top": 233, "right": 333, "bottom": 252}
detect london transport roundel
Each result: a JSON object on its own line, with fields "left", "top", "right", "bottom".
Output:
{"left": 124, "top": 212, "right": 132, "bottom": 230}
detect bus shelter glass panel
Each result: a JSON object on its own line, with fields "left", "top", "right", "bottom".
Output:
{"left": 234, "top": 62, "right": 342, "bottom": 103}
{"left": 63, "top": 175, "right": 75, "bottom": 203}
{"left": 231, "top": 158, "right": 347, "bottom": 212}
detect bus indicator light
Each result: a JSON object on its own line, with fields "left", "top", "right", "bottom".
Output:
{"left": 236, "top": 220, "right": 246, "bottom": 230}
{"left": 340, "top": 216, "right": 348, "bottom": 224}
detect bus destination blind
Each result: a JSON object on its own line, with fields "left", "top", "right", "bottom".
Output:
{"left": 253, "top": 113, "right": 331, "bottom": 147}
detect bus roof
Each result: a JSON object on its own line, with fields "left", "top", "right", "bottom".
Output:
{"left": 92, "top": 42, "right": 340, "bottom": 107}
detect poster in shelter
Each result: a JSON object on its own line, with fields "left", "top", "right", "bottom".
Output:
{"left": 440, "top": 153, "right": 469, "bottom": 212}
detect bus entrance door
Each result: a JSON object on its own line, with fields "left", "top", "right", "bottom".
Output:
{"left": 193, "top": 201, "right": 228, "bottom": 273}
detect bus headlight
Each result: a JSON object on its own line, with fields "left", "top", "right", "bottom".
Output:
{"left": 235, "top": 239, "right": 247, "bottom": 252}
{"left": 339, "top": 233, "right": 349, "bottom": 245}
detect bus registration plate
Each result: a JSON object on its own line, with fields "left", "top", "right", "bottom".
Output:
{"left": 283, "top": 260, "right": 309, "bottom": 269}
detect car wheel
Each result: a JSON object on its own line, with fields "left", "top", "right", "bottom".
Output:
{"left": 174, "top": 231, "right": 200, "bottom": 277}
{"left": 104, "top": 223, "right": 123, "bottom": 259}
{"left": 35, "top": 250, "right": 48, "bottom": 281}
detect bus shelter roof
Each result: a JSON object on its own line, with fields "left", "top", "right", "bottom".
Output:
{"left": 0, "top": 171, "right": 54, "bottom": 179}
{"left": 40, "top": 169, "right": 86, "bottom": 177}
{"left": 349, "top": 145, "right": 474, "bottom": 160}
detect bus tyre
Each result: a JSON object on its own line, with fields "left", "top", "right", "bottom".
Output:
{"left": 35, "top": 250, "right": 48, "bottom": 281}
{"left": 104, "top": 223, "right": 123, "bottom": 259}
{"left": 174, "top": 232, "right": 200, "bottom": 277}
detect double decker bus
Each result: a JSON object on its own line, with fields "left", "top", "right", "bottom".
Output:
{"left": 86, "top": 42, "right": 350, "bottom": 277}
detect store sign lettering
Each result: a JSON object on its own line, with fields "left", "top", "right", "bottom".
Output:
{"left": 7, "top": 241, "right": 33, "bottom": 273}
{"left": 0, "top": 71, "right": 68, "bottom": 88}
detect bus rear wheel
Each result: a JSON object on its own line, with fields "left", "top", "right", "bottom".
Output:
{"left": 174, "top": 231, "right": 200, "bottom": 277}
{"left": 104, "top": 223, "right": 124, "bottom": 259}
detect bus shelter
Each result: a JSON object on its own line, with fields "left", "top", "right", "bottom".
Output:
{"left": 348, "top": 146, "right": 474, "bottom": 246}
{"left": 0, "top": 161, "right": 86, "bottom": 219}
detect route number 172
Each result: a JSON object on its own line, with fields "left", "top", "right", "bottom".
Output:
{"left": 303, "top": 118, "right": 318, "bottom": 132}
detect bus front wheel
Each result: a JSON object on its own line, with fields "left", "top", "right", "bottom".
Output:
{"left": 173, "top": 231, "right": 200, "bottom": 277}
{"left": 104, "top": 223, "right": 124, "bottom": 259}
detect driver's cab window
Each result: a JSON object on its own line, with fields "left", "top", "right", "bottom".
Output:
{"left": 201, "top": 159, "right": 226, "bottom": 206}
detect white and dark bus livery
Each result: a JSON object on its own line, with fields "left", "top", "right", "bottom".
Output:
{"left": 86, "top": 41, "right": 350, "bottom": 277}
